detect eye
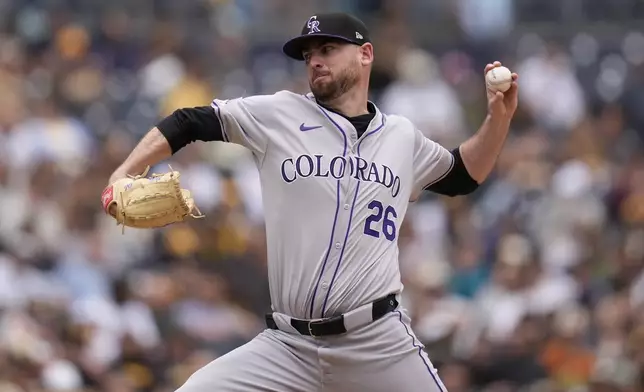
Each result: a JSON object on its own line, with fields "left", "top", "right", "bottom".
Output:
{"left": 321, "top": 45, "right": 335, "bottom": 54}
{"left": 303, "top": 52, "right": 312, "bottom": 63}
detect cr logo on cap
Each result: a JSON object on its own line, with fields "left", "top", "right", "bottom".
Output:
{"left": 307, "top": 16, "right": 320, "bottom": 34}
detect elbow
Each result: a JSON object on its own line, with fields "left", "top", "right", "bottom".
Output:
{"left": 157, "top": 110, "right": 197, "bottom": 154}
{"left": 441, "top": 182, "right": 480, "bottom": 197}
{"left": 454, "top": 184, "right": 480, "bottom": 197}
{"left": 425, "top": 147, "right": 480, "bottom": 197}
{"left": 424, "top": 178, "right": 479, "bottom": 197}
{"left": 469, "top": 170, "right": 488, "bottom": 185}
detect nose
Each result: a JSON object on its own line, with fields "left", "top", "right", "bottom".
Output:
{"left": 308, "top": 53, "right": 324, "bottom": 69}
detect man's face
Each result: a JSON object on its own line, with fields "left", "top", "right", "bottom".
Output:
{"left": 302, "top": 39, "right": 362, "bottom": 103}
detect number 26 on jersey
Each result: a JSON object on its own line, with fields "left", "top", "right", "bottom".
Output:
{"left": 364, "top": 200, "right": 397, "bottom": 241}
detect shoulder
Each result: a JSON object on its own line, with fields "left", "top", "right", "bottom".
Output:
{"left": 384, "top": 113, "right": 414, "bottom": 127}
{"left": 382, "top": 113, "right": 417, "bottom": 137}
{"left": 214, "top": 90, "right": 305, "bottom": 111}
{"left": 232, "top": 90, "right": 303, "bottom": 104}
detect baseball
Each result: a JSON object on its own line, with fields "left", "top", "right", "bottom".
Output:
{"left": 486, "top": 66, "right": 513, "bottom": 93}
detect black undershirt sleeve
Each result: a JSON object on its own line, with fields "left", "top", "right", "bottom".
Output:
{"left": 156, "top": 106, "right": 224, "bottom": 154}
{"left": 425, "top": 147, "right": 479, "bottom": 196}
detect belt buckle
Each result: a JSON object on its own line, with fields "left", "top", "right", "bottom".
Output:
{"left": 307, "top": 320, "right": 322, "bottom": 337}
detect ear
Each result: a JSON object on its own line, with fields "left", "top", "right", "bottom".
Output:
{"left": 358, "top": 43, "right": 374, "bottom": 66}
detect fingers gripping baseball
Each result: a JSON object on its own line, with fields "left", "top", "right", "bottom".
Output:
{"left": 101, "top": 165, "right": 204, "bottom": 232}
{"left": 484, "top": 61, "right": 519, "bottom": 121}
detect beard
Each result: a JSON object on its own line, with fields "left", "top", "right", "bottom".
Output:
{"left": 309, "top": 61, "right": 360, "bottom": 103}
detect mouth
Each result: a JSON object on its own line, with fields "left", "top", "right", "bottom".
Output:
{"left": 313, "top": 74, "right": 331, "bottom": 83}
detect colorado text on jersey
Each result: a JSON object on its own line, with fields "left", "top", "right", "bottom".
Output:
{"left": 280, "top": 154, "right": 402, "bottom": 198}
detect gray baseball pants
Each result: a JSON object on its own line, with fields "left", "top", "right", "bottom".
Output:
{"left": 175, "top": 308, "right": 447, "bottom": 392}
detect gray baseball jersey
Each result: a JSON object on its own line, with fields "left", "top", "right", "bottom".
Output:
{"left": 176, "top": 90, "right": 452, "bottom": 392}
{"left": 210, "top": 90, "right": 453, "bottom": 320}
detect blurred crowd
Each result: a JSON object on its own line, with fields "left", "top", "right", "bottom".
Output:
{"left": 0, "top": 0, "right": 644, "bottom": 391}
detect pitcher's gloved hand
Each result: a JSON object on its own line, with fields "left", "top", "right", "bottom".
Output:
{"left": 101, "top": 165, "right": 204, "bottom": 232}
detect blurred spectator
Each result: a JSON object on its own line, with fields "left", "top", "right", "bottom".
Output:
{"left": 516, "top": 40, "right": 587, "bottom": 134}
{"left": 380, "top": 47, "right": 467, "bottom": 144}
{"left": 540, "top": 305, "right": 596, "bottom": 389}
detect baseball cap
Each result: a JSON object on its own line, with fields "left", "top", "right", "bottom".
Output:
{"left": 282, "top": 13, "right": 371, "bottom": 61}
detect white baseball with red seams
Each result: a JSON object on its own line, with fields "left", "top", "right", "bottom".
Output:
{"left": 486, "top": 66, "right": 513, "bottom": 92}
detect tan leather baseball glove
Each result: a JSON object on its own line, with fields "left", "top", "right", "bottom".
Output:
{"left": 101, "top": 165, "right": 203, "bottom": 231}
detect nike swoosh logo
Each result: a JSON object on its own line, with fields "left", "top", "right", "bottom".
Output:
{"left": 300, "top": 123, "right": 322, "bottom": 132}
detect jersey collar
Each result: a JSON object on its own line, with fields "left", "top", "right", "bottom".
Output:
{"left": 302, "top": 92, "right": 385, "bottom": 135}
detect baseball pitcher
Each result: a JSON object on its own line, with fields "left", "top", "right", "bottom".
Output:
{"left": 102, "top": 13, "right": 519, "bottom": 392}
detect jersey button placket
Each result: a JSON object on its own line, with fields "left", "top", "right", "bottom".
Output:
{"left": 349, "top": 131, "right": 357, "bottom": 152}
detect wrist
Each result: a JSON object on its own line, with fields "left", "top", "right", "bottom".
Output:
{"left": 486, "top": 113, "right": 511, "bottom": 129}
{"left": 108, "top": 171, "right": 127, "bottom": 185}
{"left": 108, "top": 163, "right": 146, "bottom": 184}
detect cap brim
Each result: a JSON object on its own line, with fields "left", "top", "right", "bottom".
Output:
{"left": 282, "top": 34, "right": 360, "bottom": 61}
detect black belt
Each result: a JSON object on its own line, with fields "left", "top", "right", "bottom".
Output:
{"left": 265, "top": 293, "right": 398, "bottom": 337}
